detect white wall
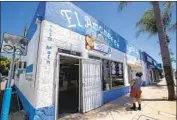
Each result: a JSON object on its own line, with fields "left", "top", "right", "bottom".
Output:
{"left": 15, "top": 19, "right": 139, "bottom": 109}
{"left": 15, "top": 24, "right": 40, "bottom": 108}
{"left": 126, "top": 54, "right": 145, "bottom": 82}
{"left": 35, "top": 20, "right": 85, "bottom": 108}
{"left": 35, "top": 20, "right": 129, "bottom": 108}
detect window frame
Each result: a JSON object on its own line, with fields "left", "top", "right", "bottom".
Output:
{"left": 102, "top": 58, "right": 124, "bottom": 91}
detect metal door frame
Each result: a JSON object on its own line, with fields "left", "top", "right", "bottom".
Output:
{"left": 80, "top": 58, "right": 102, "bottom": 113}
{"left": 54, "top": 52, "right": 82, "bottom": 120}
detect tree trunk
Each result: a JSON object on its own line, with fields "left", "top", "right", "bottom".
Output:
{"left": 152, "top": 2, "right": 175, "bottom": 100}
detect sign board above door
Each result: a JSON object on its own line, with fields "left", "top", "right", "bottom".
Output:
{"left": 58, "top": 48, "right": 81, "bottom": 57}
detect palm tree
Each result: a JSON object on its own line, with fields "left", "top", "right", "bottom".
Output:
{"left": 163, "top": 2, "right": 177, "bottom": 32}
{"left": 136, "top": 3, "right": 176, "bottom": 67}
{"left": 118, "top": 1, "right": 176, "bottom": 100}
{"left": 135, "top": 7, "right": 172, "bottom": 42}
{"left": 152, "top": 2, "right": 175, "bottom": 100}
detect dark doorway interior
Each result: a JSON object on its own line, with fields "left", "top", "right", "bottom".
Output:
{"left": 58, "top": 56, "right": 79, "bottom": 115}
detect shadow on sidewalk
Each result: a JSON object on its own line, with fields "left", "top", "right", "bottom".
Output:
{"left": 142, "top": 98, "right": 169, "bottom": 101}
{"left": 144, "top": 84, "right": 167, "bottom": 90}
{"left": 60, "top": 95, "right": 133, "bottom": 120}
{"left": 93, "top": 95, "right": 133, "bottom": 117}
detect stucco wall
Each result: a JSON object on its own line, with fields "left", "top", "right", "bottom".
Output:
{"left": 35, "top": 20, "right": 85, "bottom": 108}
{"left": 15, "top": 26, "right": 40, "bottom": 109}
{"left": 35, "top": 20, "right": 129, "bottom": 108}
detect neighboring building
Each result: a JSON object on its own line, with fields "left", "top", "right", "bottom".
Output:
{"left": 142, "top": 52, "right": 162, "bottom": 85}
{"left": 126, "top": 44, "right": 144, "bottom": 83}
{"left": 13, "top": 2, "right": 161, "bottom": 120}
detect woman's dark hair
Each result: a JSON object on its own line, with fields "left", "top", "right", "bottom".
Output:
{"left": 136, "top": 72, "right": 143, "bottom": 77}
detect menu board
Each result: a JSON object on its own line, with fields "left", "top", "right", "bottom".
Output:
{"left": 111, "top": 61, "right": 123, "bottom": 78}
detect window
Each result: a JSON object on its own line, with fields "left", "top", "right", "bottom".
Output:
{"left": 102, "top": 59, "right": 124, "bottom": 91}
{"left": 19, "top": 61, "right": 22, "bottom": 69}
{"left": 23, "top": 62, "right": 27, "bottom": 69}
{"left": 111, "top": 61, "right": 124, "bottom": 88}
{"left": 102, "top": 59, "right": 111, "bottom": 90}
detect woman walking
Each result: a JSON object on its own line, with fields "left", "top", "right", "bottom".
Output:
{"left": 130, "top": 72, "right": 143, "bottom": 111}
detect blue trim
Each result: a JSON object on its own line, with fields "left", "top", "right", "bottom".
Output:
{"left": 14, "top": 85, "right": 55, "bottom": 120}
{"left": 142, "top": 52, "right": 159, "bottom": 69}
{"left": 0, "top": 88, "right": 12, "bottom": 120}
{"left": 14, "top": 85, "right": 35, "bottom": 120}
{"left": 27, "top": 2, "right": 46, "bottom": 41}
{"left": 103, "top": 86, "right": 129, "bottom": 103}
{"left": 34, "top": 106, "right": 54, "bottom": 120}
{"left": 15, "top": 85, "right": 129, "bottom": 119}
{"left": 26, "top": 64, "right": 33, "bottom": 73}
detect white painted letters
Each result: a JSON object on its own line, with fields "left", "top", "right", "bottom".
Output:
{"left": 60, "top": 10, "right": 76, "bottom": 28}
{"left": 60, "top": 9, "right": 121, "bottom": 50}
{"left": 85, "top": 16, "right": 92, "bottom": 28}
{"left": 74, "top": 11, "right": 82, "bottom": 27}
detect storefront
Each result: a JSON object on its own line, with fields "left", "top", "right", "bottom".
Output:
{"left": 142, "top": 52, "right": 162, "bottom": 85}
{"left": 14, "top": 2, "right": 130, "bottom": 120}
{"left": 126, "top": 44, "right": 144, "bottom": 83}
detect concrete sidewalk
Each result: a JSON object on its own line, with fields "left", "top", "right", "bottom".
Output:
{"left": 60, "top": 80, "right": 176, "bottom": 120}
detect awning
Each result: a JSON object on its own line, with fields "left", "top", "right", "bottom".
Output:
{"left": 157, "top": 66, "right": 162, "bottom": 71}
{"left": 148, "top": 65, "right": 162, "bottom": 71}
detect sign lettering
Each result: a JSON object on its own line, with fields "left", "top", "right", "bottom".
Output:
{"left": 46, "top": 25, "right": 53, "bottom": 64}
{"left": 59, "top": 10, "right": 121, "bottom": 51}
{"left": 45, "top": 2, "right": 126, "bottom": 53}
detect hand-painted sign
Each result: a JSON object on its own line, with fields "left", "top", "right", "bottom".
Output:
{"left": 85, "top": 35, "right": 94, "bottom": 50}
{"left": 46, "top": 24, "right": 53, "bottom": 65}
{"left": 85, "top": 35, "right": 112, "bottom": 56}
{"left": 94, "top": 42, "right": 112, "bottom": 55}
{"left": 143, "top": 52, "right": 158, "bottom": 69}
{"left": 45, "top": 2, "right": 126, "bottom": 53}
{"left": 127, "top": 44, "right": 141, "bottom": 60}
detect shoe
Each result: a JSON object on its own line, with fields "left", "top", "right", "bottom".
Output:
{"left": 130, "top": 103, "right": 137, "bottom": 110}
{"left": 138, "top": 104, "right": 141, "bottom": 111}
{"left": 138, "top": 107, "right": 141, "bottom": 111}
{"left": 130, "top": 106, "right": 137, "bottom": 110}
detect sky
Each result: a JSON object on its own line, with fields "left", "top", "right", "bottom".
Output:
{"left": 1, "top": 2, "right": 176, "bottom": 68}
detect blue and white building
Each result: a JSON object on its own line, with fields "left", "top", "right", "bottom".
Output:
{"left": 13, "top": 2, "right": 162, "bottom": 120}
{"left": 142, "top": 52, "right": 162, "bottom": 85}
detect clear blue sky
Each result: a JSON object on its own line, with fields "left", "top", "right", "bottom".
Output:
{"left": 1, "top": 2, "right": 176, "bottom": 68}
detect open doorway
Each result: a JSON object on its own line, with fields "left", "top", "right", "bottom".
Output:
{"left": 58, "top": 55, "right": 80, "bottom": 115}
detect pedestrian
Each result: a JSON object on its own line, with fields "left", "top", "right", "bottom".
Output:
{"left": 130, "top": 72, "right": 143, "bottom": 111}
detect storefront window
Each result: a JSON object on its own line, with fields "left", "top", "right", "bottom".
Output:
{"left": 111, "top": 61, "right": 124, "bottom": 88}
{"left": 19, "top": 61, "right": 22, "bottom": 69}
{"left": 102, "top": 59, "right": 111, "bottom": 90}
{"left": 102, "top": 59, "right": 124, "bottom": 91}
{"left": 23, "top": 62, "right": 26, "bottom": 69}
